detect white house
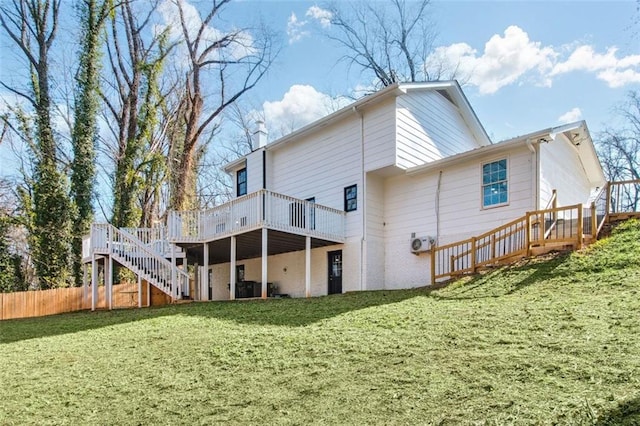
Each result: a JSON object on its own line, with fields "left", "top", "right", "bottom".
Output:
{"left": 166, "top": 81, "right": 605, "bottom": 300}
{"left": 84, "top": 80, "right": 607, "bottom": 307}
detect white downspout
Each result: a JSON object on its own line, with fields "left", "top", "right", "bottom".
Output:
{"left": 353, "top": 105, "right": 365, "bottom": 292}
{"left": 435, "top": 171, "right": 443, "bottom": 245}
{"left": 526, "top": 139, "right": 539, "bottom": 210}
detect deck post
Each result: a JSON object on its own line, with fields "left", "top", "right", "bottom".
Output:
{"left": 137, "top": 274, "right": 142, "bottom": 308}
{"left": 305, "top": 236, "right": 311, "bottom": 298}
{"left": 230, "top": 236, "right": 236, "bottom": 300}
{"left": 430, "top": 246, "right": 436, "bottom": 286}
{"left": 91, "top": 254, "right": 97, "bottom": 311}
{"left": 171, "top": 244, "right": 177, "bottom": 299}
{"left": 470, "top": 237, "right": 477, "bottom": 273}
{"left": 577, "top": 204, "right": 583, "bottom": 250}
{"left": 261, "top": 227, "right": 268, "bottom": 299}
{"left": 202, "top": 243, "right": 209, "bottom": 301}
{"left": 107, "top": 252, "right": 113, "bottom": 310}
{"left": 605, "top": 181, "right": 611, "bottom": 222}
{"left": 525, "top": 212, "right": 532, "bottom": 256}
{"left": 82, "top": 263, "right": 88, "bottom": 305}
{"left": 590, "top": 202, "right": 597, "bottom": 239}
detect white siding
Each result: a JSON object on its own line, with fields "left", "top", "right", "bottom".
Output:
{"left": 365, "top": 173, "right": 385, "bottom": 290}
{"left": 363, "top": 98, "right": 397, "bottom": 172}
{"left": 245, "top": 149, "right": 264, "bottom": 194}
{"left": 209, "top": 244, "right": 345, "bottom": 300}
{"left": 381, "top": 145, "right": 535, "bottom": 289}
{"left": 396, "top": 91, "right": 484, "bottom": 169}
{"left": 539, "top": 136, "right": 593, "bottom": 207}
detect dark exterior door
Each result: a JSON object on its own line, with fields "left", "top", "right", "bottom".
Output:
{"left": 328, "top": 250, "right": 342, "bottom": 294}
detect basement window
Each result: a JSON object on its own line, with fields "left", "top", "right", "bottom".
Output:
{"left": 482, "top": 159, "right": 508, "bottom": 208}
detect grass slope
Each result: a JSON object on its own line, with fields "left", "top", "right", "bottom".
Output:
{"left": 1, "top": 221, "right": 640, "bottom": 425}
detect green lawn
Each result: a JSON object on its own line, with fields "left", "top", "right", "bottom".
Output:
{"left": 2, "top": 221, "right": 640, "bottom": 425}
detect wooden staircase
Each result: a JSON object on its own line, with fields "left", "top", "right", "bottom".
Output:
{"left": 431, "top": 180, "right": 640, "bottom": 284}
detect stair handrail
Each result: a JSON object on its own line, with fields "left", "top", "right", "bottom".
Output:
{"left": 108, "top": 225, "right": 188, "bottom": 299}
{"left": 431, "top": 203, "right": 584, "bottom": 284}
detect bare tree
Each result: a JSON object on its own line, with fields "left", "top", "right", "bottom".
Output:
{"left": 323, "top": 0, "right": 441, "bottom": 88}
{"left": 597, "top": 91, "right": 640, "bottom": 211}
{"left": 167, "top": 0, "right": 277, "bottom": 211}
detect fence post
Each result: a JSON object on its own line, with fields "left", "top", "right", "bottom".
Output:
{"left": 605, "top": 181, "right": 611, "bottom": 222}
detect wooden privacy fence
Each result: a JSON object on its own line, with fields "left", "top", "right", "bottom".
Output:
{"left": 0, "top": 282, "right": 158, "bottom": 320}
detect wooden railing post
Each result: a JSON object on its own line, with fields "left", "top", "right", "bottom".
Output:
{"left": 525, "top": 212, "right": 531, "bottom": 256}
{"left": 605, "top": 181, "right": 611, "bottom": 221}
{"left": 590, "top": 202, "right": 597, "bottom": 239}
{"left": 430, "top": 246, "right": 436, "bottom": 285}
{"left": 577, "top": 204, "right": 583, "bottom": 250}
{"left": 470, "top": 237, "right": 477, "bottom": 273}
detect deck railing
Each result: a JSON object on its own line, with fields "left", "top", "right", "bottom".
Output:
{"left": 431, "top": 204, "right": 584, "bottom": 284}
{"left": 608, "top": 180, "right": 640, "bottom": 218}
{"left": 168, "top": 189, "right": 346, "bottom": 243}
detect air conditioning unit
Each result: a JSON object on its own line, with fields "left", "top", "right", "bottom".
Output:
{"left": 410, "top": 236, "right": 432, "bottom": 254}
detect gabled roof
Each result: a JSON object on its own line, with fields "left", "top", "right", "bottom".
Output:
{"left": 225, "top": 80, "right": 491, "bottom": 172}
{"left": 407, "top": 120, "right": 605, "bottom": 185}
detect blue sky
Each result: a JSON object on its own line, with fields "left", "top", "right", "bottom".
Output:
{"left": 1, "top": 0, "right": 638, "bottom": 148}
{"left": 222, "top": 0, "right": 639, "bottom": 142}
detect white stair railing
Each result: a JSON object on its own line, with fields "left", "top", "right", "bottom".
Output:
{"left": 107, "top": 225, "right": 188, "bottom": 299}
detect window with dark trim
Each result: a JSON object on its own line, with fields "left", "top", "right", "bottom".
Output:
{"left": 344, "top": 184, "right": 357, "bottom": 212}
{"left": 482, "top": 159, "right": 508, "bottom": 207}
{"left": 237, "top": 168, "right": 247, "bottom": 197}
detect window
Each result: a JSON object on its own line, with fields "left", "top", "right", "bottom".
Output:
{"left": 344, "top": 184, "right": 357, "bottom": 212}
{"left": 237, "top": 168, "right": 247, "bottom": 196}
{"left": 482, "top": 159, "right": 508, "bottom": 207}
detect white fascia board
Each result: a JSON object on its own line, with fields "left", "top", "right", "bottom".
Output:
{"left": 223, "top": 157, "right": 247, "bottom": 175}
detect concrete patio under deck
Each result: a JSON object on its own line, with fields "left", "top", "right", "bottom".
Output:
{"left": 179, "top": 229, "right": 341, "bottom": 265}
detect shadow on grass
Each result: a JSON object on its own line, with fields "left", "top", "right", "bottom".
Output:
{"left": 0, "top": 288, "right": 427, "bottom": 344}
{"left": 595, "top": 395, "right": 640, "bottom": 426}
{"left": 181, "top": 288, "right": 426, "bottom": 327}
{"left": 432, "top": 251, "right": 572, "bottom": 301}
{"left": 0, "top": 305, "right": 195, "bottom": 344}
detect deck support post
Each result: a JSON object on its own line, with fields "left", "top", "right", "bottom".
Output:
{"left": 82, "top": 263, "right": 88, "bottom": 306}
{"left": 305, "top": 236, "right": 311, "bottom": 298}
{"left": 230, "top": 236, "right": 236, "bottom": 300}
{"left": 91, "top": 254, "right": 97, "bottom": 311}
{"left": 107, "top": 252, "right": 113, "bottom": 310}
{"left": 171, "top": 244, "right": 177, "bottom": 299}
{"left": 202, "top": 243, "right": 209, "bottom": 301}
{"left": 261, "top": 228, "right": 268, "bottom": 299}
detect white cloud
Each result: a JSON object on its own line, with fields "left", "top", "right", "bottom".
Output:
{"left": 287, "top": 12, "right": 309, "bottom": 44}
{"left": 426, "top": 25, "right": 640, "bottom": 94}
{"left": 557, "top": 107, "right": 582, "bottom": 124}
{"left": 262, "top": 85, "right": 349, "bottom": 138}
{"left": 306, "top": 5, "right": 332, "bottom": 28}
{"left": 426, "top": 26, "right": 556, "bottom": 95}
{"left": 551, "top": 46, "right": 640, "bottom": 88}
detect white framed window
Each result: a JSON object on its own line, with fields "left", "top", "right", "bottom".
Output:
{"left": 482, "top": 159, "right": 508, "bottom": 208}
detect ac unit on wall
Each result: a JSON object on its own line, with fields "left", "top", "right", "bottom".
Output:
{"left": 410, "top": 236, "right": 432, "bottom": 254}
